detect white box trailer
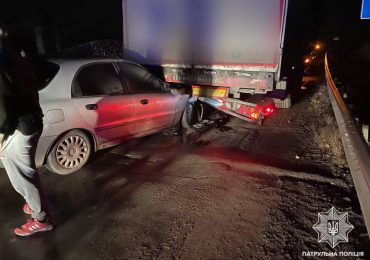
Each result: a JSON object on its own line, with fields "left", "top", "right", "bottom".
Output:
{"left": 122, "top": 0, "right": 308, "bottom": 123}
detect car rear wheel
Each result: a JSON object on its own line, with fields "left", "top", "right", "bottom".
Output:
{"left": 46, "top": 130, "right": 92, "bottom": 175}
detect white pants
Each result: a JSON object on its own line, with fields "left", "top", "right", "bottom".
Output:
{"left": 1, "top": 130, "right": 47, "bottom": 221}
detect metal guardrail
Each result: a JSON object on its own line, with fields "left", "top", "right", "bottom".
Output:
{"left": 325, "top": 54, "right": 370, "bottom": 236}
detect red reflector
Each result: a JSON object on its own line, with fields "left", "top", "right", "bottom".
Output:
{"left": 262, "top": 104, "right": 275, "bottom": 116}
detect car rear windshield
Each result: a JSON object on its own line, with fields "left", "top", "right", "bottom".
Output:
{"left": 35, "top": 60, "right": 60, "bottom": 90}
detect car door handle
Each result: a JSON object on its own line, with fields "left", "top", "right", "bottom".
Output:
{"left": 86, "top": 104, "right": 98, "bottom": 110}
{"left": 140, "top": 99, "right": 149, "bottom": 105}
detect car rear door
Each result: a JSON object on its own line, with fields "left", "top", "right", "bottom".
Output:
{"left": 72, "top": 62, "right": 136, "bottom": 145}
{"left": 117, "top": 63, "right": 177, "bottom": 135}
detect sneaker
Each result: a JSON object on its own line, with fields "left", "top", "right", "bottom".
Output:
{"left": 14, "top": 218, "right": 53, "bottom": 237}
{"left": 23, "top": 203, "right": 32, "bottom": 215}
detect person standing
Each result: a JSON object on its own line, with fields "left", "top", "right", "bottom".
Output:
{"left": 0, "top": 25, "right": 53, "bottom": 236}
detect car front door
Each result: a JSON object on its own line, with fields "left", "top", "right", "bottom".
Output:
{"left": 117, "top": 63, "right": 177, "bottom": 135}
{"left": 72, "top": 63, "right": 136, "bottom": 145}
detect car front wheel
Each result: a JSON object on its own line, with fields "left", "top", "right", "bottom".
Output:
{"left": 181, "top": 101, "right": 203, "bottom": 129}
{"left": 46, "top": 130, "right": 92, "bottom": 175}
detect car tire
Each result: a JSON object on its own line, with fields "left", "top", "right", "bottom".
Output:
{"left": 181, "top": 101, "right": 203, "bottom": 129}
{"left": 46, "top": 130, "right": 92, "bottom": 175}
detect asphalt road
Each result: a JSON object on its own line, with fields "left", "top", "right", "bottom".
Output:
{"left": 0, "top": 84, "right": 369, "bottom": 260}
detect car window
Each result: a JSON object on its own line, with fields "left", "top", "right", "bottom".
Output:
{"left": 73, "top": 63, "right": 124, "bottom": 97}
{"left": 35, "top": 60, "right": 60, "bottom": 91}
{"left": 118, "top": 63, "right": 165, "bottom": 94}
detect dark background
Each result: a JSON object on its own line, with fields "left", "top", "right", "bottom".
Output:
{"left": 0, "top": 0, "right": 122, "bottom": 53}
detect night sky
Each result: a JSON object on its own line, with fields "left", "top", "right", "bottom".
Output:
{"left": 0, "top": 0, "right": 122, "bottom": 51}
{"left": 319, "top": 1, "right": 370, "bottom": 49}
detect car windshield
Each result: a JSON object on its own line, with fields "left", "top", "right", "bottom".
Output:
{"left": 35, "top": 60, "right": 60, "bottom": 90}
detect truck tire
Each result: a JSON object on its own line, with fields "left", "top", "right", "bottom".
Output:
{"left": 181, "top": 101, "right": 203, "bottom": 129}
{"left": 46, "top": 130, "right": 92, "bottom": 175}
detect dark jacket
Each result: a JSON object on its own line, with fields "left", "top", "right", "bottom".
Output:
{"left": 0, "top": 71, "right": 16, "bottom": 135}
{"left": 0, "top": 49, "right": 43, "bottom": 135}
{"left": 0, "top": 72, "right": 7, "bottom": 131}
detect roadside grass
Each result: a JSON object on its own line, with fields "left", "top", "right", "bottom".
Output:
{"left": 308, "top": 86, "right": 347, "bottom": 166}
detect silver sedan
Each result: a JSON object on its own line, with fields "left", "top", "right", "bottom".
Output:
{"left": 31, "top": 59, "right": 189, "bottom": 174}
